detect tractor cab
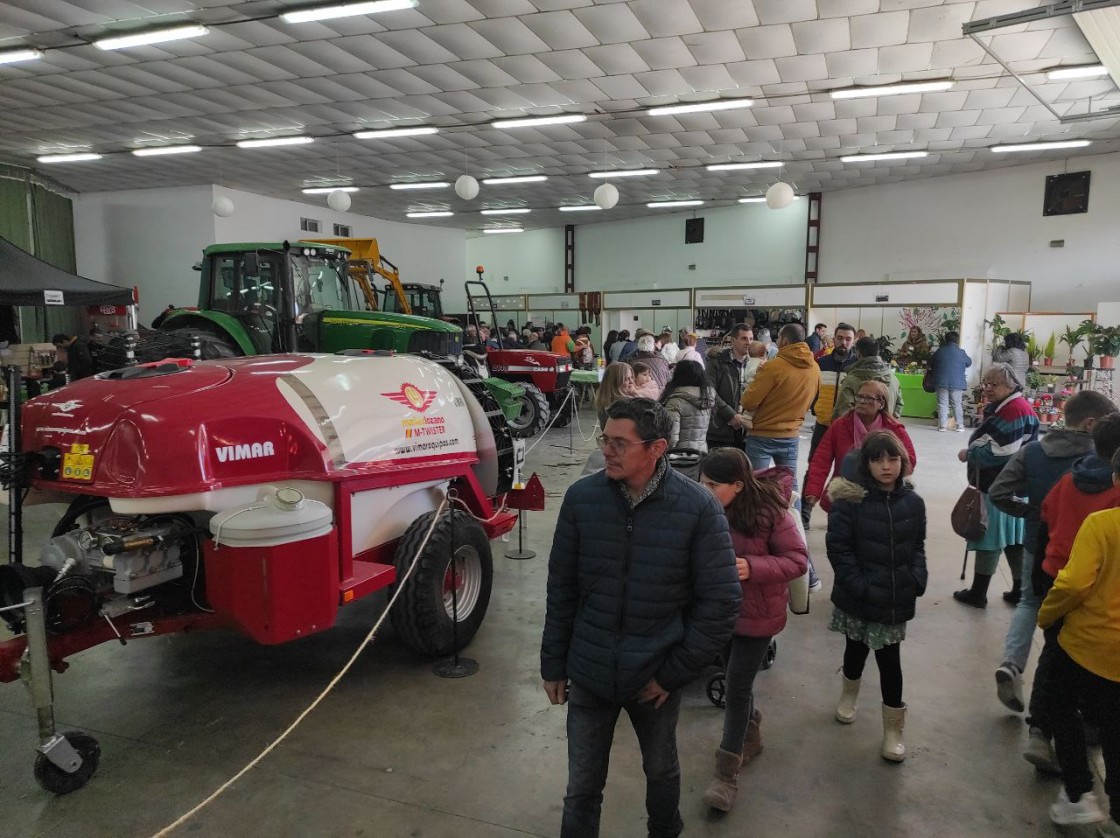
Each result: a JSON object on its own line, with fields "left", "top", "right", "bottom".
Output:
{"left": 200, "top": 242, "right": 354, "bottom": 354}
{"left": 381, "top": 282, "right": 444, "bottom": 319}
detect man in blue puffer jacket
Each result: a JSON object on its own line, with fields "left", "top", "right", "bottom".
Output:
{"left": 542, "top": 398, "right": 741, "bottom": 838}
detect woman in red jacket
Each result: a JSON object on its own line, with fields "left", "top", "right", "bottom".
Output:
{"left": 698, "top": 448, "right": 808, "bottom": 812}
{"left": 803, "top": 380, "right": 918, "bottom": 515}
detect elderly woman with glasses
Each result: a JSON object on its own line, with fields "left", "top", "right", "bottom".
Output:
{"left": 954, "top": 362, "right": 1039, "bottom": 608}
{"left": 803, "top": 380, "right": 918, "bottom": 516}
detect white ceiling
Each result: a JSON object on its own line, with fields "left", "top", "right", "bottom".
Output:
{"left": 1, "top": 0, "right": 1118, "bottom": 231}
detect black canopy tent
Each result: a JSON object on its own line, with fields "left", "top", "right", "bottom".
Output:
{"left": 0, "top": 235, "right": 132, "bottom": 307}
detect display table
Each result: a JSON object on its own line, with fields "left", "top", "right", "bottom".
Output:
{"left": 895, "top": 373, "right": 938, "bottom": 420}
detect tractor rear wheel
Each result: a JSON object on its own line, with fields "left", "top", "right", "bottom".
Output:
{"left": 549, "top": 385, "right": 577, "bottom": 428}
{"left": 390, "top": 510, "right": 493, "bottom": 657}
{"left": 508, "top": 383, "right": 550, "bottom": 438}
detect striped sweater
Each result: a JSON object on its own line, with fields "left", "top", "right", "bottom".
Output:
{"left": 966, "top": 392, "right": 1039, "bottom": 493}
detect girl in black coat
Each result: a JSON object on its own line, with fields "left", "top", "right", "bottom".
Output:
{"left": 824, "top": 430, "right": 927, "bottom": 763}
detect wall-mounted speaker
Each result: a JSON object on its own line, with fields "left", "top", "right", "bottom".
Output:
{"left": 685, "top": 217, "right": 705, "bottom": 243}
{"left": 1043, "top": 171, "right": 1090, "bottom": 216}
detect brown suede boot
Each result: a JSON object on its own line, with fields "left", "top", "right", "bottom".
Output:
{"left": 741, "top": 708, "right": 763, "bottom": 764}
{"left": 702, "top": 748, "right": 742, "bottom": 812}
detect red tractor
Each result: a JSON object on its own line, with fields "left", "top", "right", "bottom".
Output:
{"left": 465, "top": 269, "right": 577, "bottom": 438}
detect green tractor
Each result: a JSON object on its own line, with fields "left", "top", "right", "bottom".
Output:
{"left": 134, "top": 241, "right": 523, "bottom": 422}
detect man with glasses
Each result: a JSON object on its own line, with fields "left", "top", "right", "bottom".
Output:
{"left": 542, "top": 398, "right": 740, "bottom": 838}
{"left": 802, "top": 323, "right": 857, "bottom": 529}
{"left": 705, "top": 323, "right": 754, "bottom": 451}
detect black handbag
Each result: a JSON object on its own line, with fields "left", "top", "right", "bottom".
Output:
{"left": 952, "top": 467, "right": 988, "bottom": 541}
{"left": 922, "top": 366, "right": 936, "bottom": 393}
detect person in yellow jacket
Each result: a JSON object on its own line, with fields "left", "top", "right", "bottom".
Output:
{"left": 1037, "top": 455, "right": 1120, "bottom": 831}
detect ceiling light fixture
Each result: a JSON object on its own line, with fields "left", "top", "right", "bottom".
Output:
{"left": 281, "top": 0, "right": 417, "bottom": 24}
{"left": 990, "top": 139, "right": 1092, "bottom": 153}
{"left": 302, "top": 186, "right": 359, "bottom": 194}
{"left": 481, "top": 208, "right": 530, "bottom": 215}
{"left": 1046, "top": 64, "right": 1108, "bottom": 80}
{"left": 645, "top": 99, "right": 753, "bottom": 117}
{"left": 94, "top": 24, "right": 209, "bottom": 51}
{"left": 830, "top": 80, "right": 955, "bottom": 99}
{"left": 490, "top": 114, "right": 587, "bottom": 129}
{"left": 738, "top": 195, "right": 800, "bottom": 203}
{"left": 353, "top": 126, "right": 438, "bottom": 139}
{"left": 37, "top": 153, "right": 103, "bottom": 163}
{"left": 587, "top": 169, "right": 658, "bottom": 179}
{"left": 558, "top": 205, "right": 601, "bottom": 212}
{"left": 407, "top": 211, "right": 453, "bottom": 218}
{"left": 839, "top": 151, "right": 929, "bottom": 162}
{"left": 647, "top": 200, "right": 704, "bottom": 208}
{"left": 483, "top": 228, "right": 524, "bottom": 234}
{"left": 707, "top": 161, "right": 785, "bottom": 171}
{"left": 131, "top": 144, "right": 202, "bottom": 157}
{"left": 389, "top": 181, "right": 450, "bottom": 190}
{"left": 481, "top": 175, "right": 548, "bottom": 185}
{"left": 237, "top": 136, "right": 315, "bottom": 149}
{"left": 0, "top": 48, "right": 43, "bottom": 65}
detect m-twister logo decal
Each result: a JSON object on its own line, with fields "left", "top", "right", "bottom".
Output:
{"left": 382, "top": 382, "right": 436, "bottom": 412}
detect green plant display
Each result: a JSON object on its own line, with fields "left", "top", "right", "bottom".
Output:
{"left": 1026, "top": 333, "right": 1040, "bottom": 363}
{"left": 1043, "top": 332, "right": 1057, "bottom": 361}
{"left": 1059, "top": 323, "right": 1092, "bottom": 360}
{"left": 1087, "top": 323, "right": 1120, "bottom": 357}
{"left": 985, "top": 314, "right": 1012, "bottom": 352}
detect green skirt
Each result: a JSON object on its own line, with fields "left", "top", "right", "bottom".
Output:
{"left": 829, "top": 607, "right": 906, "bottom": 650}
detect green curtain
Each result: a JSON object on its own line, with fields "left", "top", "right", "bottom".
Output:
{"left": 0, "top": 176, "right": 80, "bottom": 341}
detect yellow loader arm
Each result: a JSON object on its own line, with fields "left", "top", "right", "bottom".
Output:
{"left": 305, "top": 237, "right": 411, "bottom": 314}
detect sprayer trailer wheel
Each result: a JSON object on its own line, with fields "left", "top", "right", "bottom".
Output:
{"left": 34, "top": 731, "right": 100, "bottom": 795}
{"left": 508, "top": 383, "right": 550, "bottom": 439}
{"left": 390, "top": 510, "right": 493, "bottom": 657}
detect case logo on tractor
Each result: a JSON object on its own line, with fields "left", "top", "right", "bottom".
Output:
{"left": 382, "top": 383, "right": 436, "bottom": 412}
{"left": 216, "top": 441, "right": 276, "bottom": 463}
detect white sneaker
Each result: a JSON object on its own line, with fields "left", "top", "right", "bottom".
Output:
{"left": 995, "top": 664, "right": 1024, "bottom": 712}
{"left": 957, "top": 426, "right": 967, "bottom": 432}
{"left": 809, "top": 577, "right": 823, "bottom": 593}
{"left": 1050, "top": 789, "right": 1106, "bottom": 826}
{"left": 937, "top": 426, "right": 947, "bottom": 432}
{"left": 1024, "top": 727, "right": 1061, "bottom": 775}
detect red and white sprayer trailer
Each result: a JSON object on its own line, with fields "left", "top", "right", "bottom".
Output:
{"left": 0, "top": 350, "right": 543, "bottom": 793}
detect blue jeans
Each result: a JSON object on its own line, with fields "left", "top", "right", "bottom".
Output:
{"left": 562, "top": 683, "right": 684, "bottom": 838}
{"left": 937, "top": 388, "right": 964, "bottom": 429}
{"left": 743, "top": 434, "right": 799, "bottom": 481}
{"left": 1001, "top": 550, "right": 1041, "bottom": 672}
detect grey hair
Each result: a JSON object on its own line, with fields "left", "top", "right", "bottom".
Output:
{"left": 984, "top": 361, "right": 1022, "bottom": 390}
{"left": 756, "top": 328, "right": 771, "bottom": 343}
{"left": 637, "top": 334, "right": 656, "bottom": 352}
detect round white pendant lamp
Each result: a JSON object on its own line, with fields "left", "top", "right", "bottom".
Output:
{"left": 327, "top": 189, "right": 352, "bottom": 212}
{"left": 455, "top": 174, "right": 480, "bottom": 200}
{"left": 211, "top": 196, "right": 235, "bottom": 217}
{"left": 765, "top": 181, "right": 795, "bottom": 209}
{"left": 593, "top": 182, "right": 619, "bottom": 210}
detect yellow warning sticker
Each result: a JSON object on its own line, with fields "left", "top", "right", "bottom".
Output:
{"left": 69, "top": 443, "right": 90, "bottom": 454}
{"left": 61, "top": 452, "right": 95, "bottom": 481}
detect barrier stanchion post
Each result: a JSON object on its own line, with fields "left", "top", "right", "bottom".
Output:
{"left": 504, "top": 511, "right": 535, "bottom": 561}
{"left": 434, "top": 501, "right": 479, "bottom": 678}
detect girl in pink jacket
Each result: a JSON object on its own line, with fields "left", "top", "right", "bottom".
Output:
{"left": 698, "top": 447, "right": 809, "bottom": 812}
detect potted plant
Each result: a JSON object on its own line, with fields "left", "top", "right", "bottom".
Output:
{"left": 985, "top": 314, "right": 1012, "bottom": 353}
{"left": 1026, "top": 333, "right": 1041, "bottom": 367}
{"left": 1088, "top": 323, "right": 1120, "bottom": 370}
{"left": 1059, "top": 323, "right": 1091, "bottom": 370}
{"left": 1042, "top": 332, "right": 1057, "bottom": 366}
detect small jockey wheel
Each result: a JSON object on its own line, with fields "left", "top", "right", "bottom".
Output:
{"left": 760, "top": 639, "right": 778, "bottom": 670}
{"left": 33, "top": 731, "right": 101, "bottom": 794}
{"left": 706, "top": 672, "right": 726, "bottom": 708}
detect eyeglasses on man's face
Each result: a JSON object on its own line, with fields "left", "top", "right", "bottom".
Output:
{"left": 596, "top": 434, "right": 652, "bottom": 454}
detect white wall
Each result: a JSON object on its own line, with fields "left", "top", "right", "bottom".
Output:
{"left": 213, "top": 188, "right": 466, "bottom": 310}
{"left": 73, "top": 185, "right": 217, "bottom": 323}
{"left": 462, "top": 228, "right": 566, "bottom": 309}
{"left": 820, "top": 151, "right": 1120, "bottom": 311}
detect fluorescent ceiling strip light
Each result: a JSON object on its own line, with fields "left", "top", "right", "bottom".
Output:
{"left": 587, "top": 168, "right": 658, "bottom": 179}
{"left": 738, "top": 196, "right": 801, "bottom": 203}
{"left": 991, "top": 140, "right": 1092, "bottom": 152}
{"left": 645, "top": 99, "right": 753, "bottom": 117}
{"left": 407, "top": 211, "right": 453, "bottom": 218}
{"left": 647, "top": 200, "right": 704, "bottom": 208}
{"left": 482, "top": 175, "right": 547, "bottom": 185}
{"left": 353, "top": 126, "right": 438, "bottom": 139}
{"left": 0, "top": 48, "right": 43, "bottom": 65}
{"left": 559, "top": 205, "right": 601, "bottom": 212}
{"left": 1046, "top": 64, "right": 1108, "bottom": 80}
{"left": 95, "top": 24, "right": 208, "bottom": 51}
{"left": 302, "top": 186, "right": 359, "bottom": 194}
{"left": 839, "top": 151, "right": 929, "bottom": 162}
{"left": 707, "top": 161, "right": 784, "bottom": 171}
{"left": 237, "top": 136, "right": 314, "bottom": 148}
{"left": 281, "top": 0, "right": 417, "bottom": 24}
{"left": 481, "top": 208, "right": 530, "bottom": 215}
{"left": 37, "top": 153, "right": 102, "bottom": 163}
{"left": 389, "top": 182, "right": 450, "bottom": 190}
{"left": 131, "top": 144, "right": 201, "bottom": 157}
{"left": 830, "top": 80, "right": 955, "bottom": 99}
{"left": 483, "top": 228, "right": 523, "bottom": 234}
{"left": 490, "top": 114, "right": 587, "bottom": 129}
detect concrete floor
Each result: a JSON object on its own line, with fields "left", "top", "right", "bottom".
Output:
{"left": 0, "top": 407, "right": 1107, "bottom": 837}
